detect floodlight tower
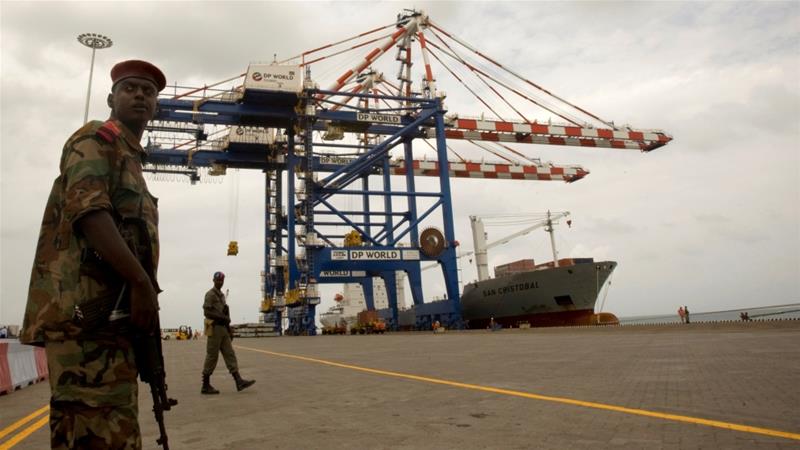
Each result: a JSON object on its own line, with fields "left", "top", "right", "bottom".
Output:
{"left": 77, "top": 33, "right": 113, "bottom": 124}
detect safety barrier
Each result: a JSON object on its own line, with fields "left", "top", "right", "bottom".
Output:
{"left": 0, "top": 339, "right": 48, "bottom": 395}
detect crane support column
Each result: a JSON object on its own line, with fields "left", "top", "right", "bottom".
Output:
{"left": 433, "top": 98, "right": 462, "bottom": 325}
{"left": 403, "top": 138, "right": 419, "bottom": 246}
{"left": 381, "top": 271, "right": 399, "bottom": 330}
{"left": 405, "top": 267, "right": 424, "bottom": 306}
{"left": 362, "top": 277, "right": 376, "bottom": 311}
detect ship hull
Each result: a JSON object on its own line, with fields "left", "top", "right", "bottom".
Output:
{"left": 460, "top": 261, "right": 617, "bottom": 328}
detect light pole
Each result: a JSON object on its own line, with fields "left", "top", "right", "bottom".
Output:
{"left": 77, "top": 33, "right": 113, "bottom": 124}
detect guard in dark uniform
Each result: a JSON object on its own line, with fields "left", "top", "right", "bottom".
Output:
{"left": 201, "top": 271, "right": 255, "bottom": 394}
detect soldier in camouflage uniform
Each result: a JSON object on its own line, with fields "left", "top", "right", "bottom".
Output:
{"left": 21, "top": 60, "right": 167, "bottom": 449}
{"left": 201, "top": 271, "right": 255, "bottom": 394}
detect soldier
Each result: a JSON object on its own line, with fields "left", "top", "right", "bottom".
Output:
{"left": 201, "top": 271, "right": 255, "bottom": 394}
{"left": 20, "top": 60, "right": 166, "bottom": 449}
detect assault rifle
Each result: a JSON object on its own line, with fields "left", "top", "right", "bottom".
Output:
{"left": 121, "top": 219, "right": 177, "bottom": 450}
{"left": 134, "top": 324, "right": 178, "bottom": 450}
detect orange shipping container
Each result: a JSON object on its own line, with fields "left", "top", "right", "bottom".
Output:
{"left": 495, "top": 259, "right": 535, "bottom": 276}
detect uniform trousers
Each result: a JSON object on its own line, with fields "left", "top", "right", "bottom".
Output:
{"left": 203, "top": 324, "right": 239, "bottom": 375}
{"left": 45, "top": 336, "right": 140, "bottom": 449}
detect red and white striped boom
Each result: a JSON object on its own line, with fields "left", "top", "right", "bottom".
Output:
{"left": 393, "top": 159, "right": 587, "bottom": 183}
{"left": 426, "top": 118, "right": 671, "bottom": 152}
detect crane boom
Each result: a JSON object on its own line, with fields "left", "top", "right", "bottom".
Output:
{"left": 392, "top": 159, "right": 587, "bottom": 182}
{"left": 425, "top": 119, "right": 671, "bottom": 152}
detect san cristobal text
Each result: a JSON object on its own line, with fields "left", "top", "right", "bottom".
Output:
{"left": 483, "top": 281, "right": 540, "bottom": 298}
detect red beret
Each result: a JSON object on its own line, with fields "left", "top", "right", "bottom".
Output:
{"left": 110, "top": 60, "right": 166, "bottom": 92}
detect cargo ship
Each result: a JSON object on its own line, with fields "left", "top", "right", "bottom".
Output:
{"left": 459, "top": 212, "right": 618, "bottom": 328}
{"left": 460, "top": 257, "right": 617, "bottom": 328}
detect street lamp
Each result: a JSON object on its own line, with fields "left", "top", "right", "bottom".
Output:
{"left": 77, "top": 33, "right": 113, "bottom": 124}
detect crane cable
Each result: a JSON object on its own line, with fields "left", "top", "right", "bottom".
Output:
{"left": 429, "top": 21, "right": 616, "bottom": 129}
{"left": 421, "top": 138, "right": 467, "bottom": 162}
{"left": 424, "top": 44, "right": 504, "bottom": 120}
{"left": 425, "top": 28, "right": 530, "bottom": 123}
{"left": 279, "top": 23, "right": 396, "bottom": 64}
{"left": 424, "top": 28, "right": 587, "bottom": 126}
{"left": 228, "top": 169, "right": 240, "bottom": 248}
{"left": 425, "top": 37, "right": 583, "bottom": 127}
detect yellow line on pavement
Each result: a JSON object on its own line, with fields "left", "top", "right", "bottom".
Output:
{"left": 0, "top": 415, "right": 49, "bottom": 450}
{"left": 0, "top": 404, "right": 49, "bottom": 440}
{"left": 239, "top": 345, "right": 800, "bottom": 441}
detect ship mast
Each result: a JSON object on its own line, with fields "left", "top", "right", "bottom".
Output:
{"left": 470, "top": 216, "right": 490, "bottom": 281}
{"left": 466, "top": 211, "right": 570, "bottom": 279}
{"left": 545, "top": 211, "right": 560, "bottom": 268}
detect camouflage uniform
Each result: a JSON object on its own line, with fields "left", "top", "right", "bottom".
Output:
{"left": 202, "top": 287, "right": 239, "bottom": 375}
{"left": 21, "top": 119, "right": 159, "bottom": 449}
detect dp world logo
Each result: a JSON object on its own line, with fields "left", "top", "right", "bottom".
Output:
{"left": 252, "top": 72, "right": 263, "bottom": 81}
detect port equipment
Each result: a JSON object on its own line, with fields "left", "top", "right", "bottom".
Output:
{"left": 143, "top": 9, "right": 671, "bottom": 334}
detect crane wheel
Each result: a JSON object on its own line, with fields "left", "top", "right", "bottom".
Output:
{"left": 420, "top": 227, "right": 446, "bottom": 257}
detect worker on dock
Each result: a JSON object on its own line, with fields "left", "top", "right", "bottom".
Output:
{"left": 201, "top": 271, "right": 255, "bottom": 394}
{"left": 20, "top": 60, "right": 166, "bottom": 448}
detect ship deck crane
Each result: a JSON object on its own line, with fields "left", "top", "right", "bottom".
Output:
{"left": 470, "top": 211, "right": 570, "bottom": 281}
{"left": 143, "top": 9, "right": 671, "bottom": 334}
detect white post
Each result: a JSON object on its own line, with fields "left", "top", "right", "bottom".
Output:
{"left": 546, "top": 211, "right": 559, "bottom": 268}
{"left": 77, "top": 33, "right": 112, "bottom": 124}
{"left": 82, "top": 47, "right": 96, "bottom": 124}
{"left": 470, "top": 216, "right": 490, "bottom": 281}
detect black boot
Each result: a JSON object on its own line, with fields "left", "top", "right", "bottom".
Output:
{"left": 201, "top": 374, "right": 220, "bottom": 395}
{"left": 232, "top": 372, "right": 255, "bottom": 391}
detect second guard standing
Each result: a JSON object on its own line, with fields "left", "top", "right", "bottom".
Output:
{"left": 201, "top": 271, "right": 255, "bottom": 394}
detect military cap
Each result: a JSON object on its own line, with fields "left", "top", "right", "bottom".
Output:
{"left": 110, "top": 60, "right": 166, "bottom": 92}
{"left": 213, "top": 271, "right": 225, "bottom": 280}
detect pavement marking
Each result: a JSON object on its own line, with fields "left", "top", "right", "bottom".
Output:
{"left": 0, "top": 404, "right": 49, "bottom": 440}
{"left": 0, "top": 405, "right": 49, "bottom": 450}
{"left": 239, "top": 345, "right": 800, "bottom": 442}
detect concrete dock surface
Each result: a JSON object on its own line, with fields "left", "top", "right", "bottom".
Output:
{"left": 2, "top": 321, "right": 799, "bottom": 449}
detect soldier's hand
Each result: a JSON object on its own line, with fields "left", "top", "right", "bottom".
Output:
{"left": 130, "top": 278, "right": 159, "bottom": 333}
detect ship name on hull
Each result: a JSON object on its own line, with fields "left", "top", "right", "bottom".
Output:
{"left": 482, "top": 281, "right": 540, "bottom": 298}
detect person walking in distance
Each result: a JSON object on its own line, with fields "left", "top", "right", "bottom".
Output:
{"left": 678, "top": 306, "right": 685, "bottom": 324}
{"left": 684, "top": 305, "right": 690, "bottom": 324}
{"left": 201, "top": 271, "right": 255, "bottom": 394}
{"left": 20, "top": 60, "right": 167, "bottom": 448}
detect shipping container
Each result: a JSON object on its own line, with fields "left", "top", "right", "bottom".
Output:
{"left": 494, "top": 259, "right": 535, "bottom": 276}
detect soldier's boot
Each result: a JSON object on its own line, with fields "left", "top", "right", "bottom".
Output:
{"left": 201, "top": 374, "right": 220, "bottom": 395}
{"left": 232, "top": 372, "right": 255, "bottom": 392}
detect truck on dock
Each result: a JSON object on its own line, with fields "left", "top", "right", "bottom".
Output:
{"left": 350, "top": 310, "right": 387, "bottom": 334}
{"left": 321, "top": 318, "right": 348, "bottom": 335}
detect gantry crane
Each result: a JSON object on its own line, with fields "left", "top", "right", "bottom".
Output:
{"left": 143, "top": 9, "right": 671, "bottom": 334}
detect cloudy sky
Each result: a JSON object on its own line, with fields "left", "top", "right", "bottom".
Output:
{"left": 2, "top": 1, "right": 798, "bottom": 331}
